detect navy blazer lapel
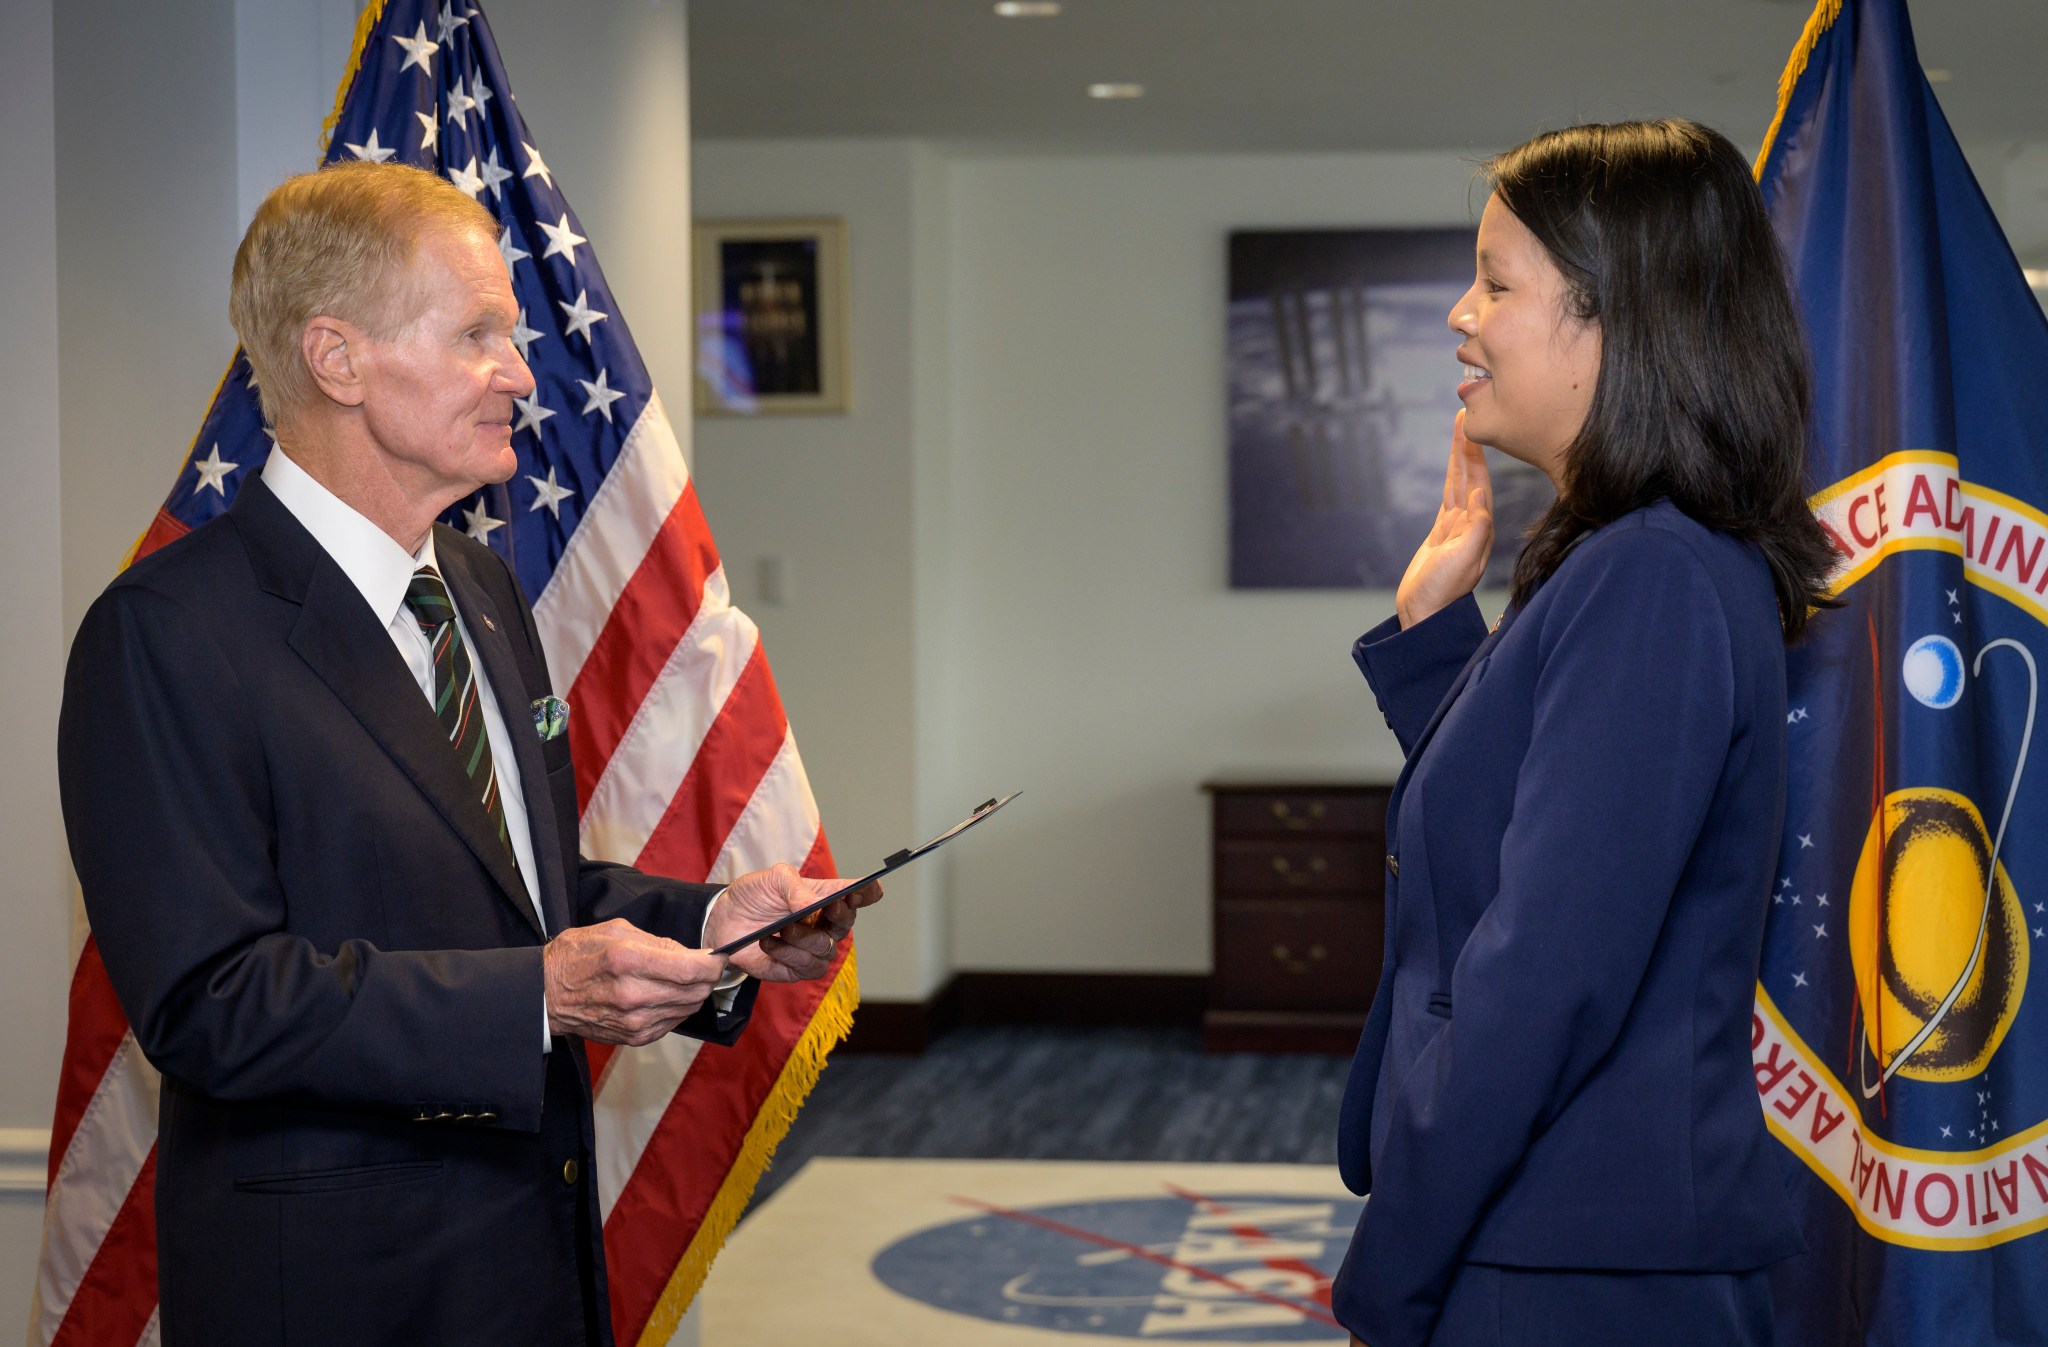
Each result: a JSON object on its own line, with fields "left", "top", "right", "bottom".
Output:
{"left": 230, "top": 480, "right": 543, "bottom": 938}
{"left": 436, "top": 537, "right": 573, "bottom": 937}
{"left": 1390, "top": 604, "right": 1523, "bottom": 803}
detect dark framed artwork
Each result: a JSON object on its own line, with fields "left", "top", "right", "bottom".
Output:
{"left": 1227, "top": 228, "right": 1553, "bottom": 588}
{"left": 693, "top": 218, "right": 849, "bottom": 415}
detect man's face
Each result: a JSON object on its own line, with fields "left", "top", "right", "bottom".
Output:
{"left": 353, "top": 225, "right": 534, "bottom": 508}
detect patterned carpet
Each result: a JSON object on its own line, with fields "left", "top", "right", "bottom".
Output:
{"left": 751, "top": 1026, "right": 1351, "bottom": 1207}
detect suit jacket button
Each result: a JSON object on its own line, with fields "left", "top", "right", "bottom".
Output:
{"left": 1386, "top": 853, "right": 1400, "bottom": 877}
{"left": 562, "top": 1158, "right": 580, "bottom": 1186}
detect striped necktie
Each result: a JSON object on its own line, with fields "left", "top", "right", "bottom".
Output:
{"left": 403, "top": 565, "right": 519, "bottom": 873}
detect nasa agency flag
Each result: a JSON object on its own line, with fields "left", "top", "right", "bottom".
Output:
{"left": 1755, "top": 0, "right": 2048, "bottom": 1342}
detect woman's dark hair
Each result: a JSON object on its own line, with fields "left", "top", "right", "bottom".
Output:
{"left": 1486, "top": 119, "right": 1838, "bottom": 640}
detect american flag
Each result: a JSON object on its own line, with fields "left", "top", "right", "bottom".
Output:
{"left": 32, "top": 2, "right": 857, "bottom": 1343}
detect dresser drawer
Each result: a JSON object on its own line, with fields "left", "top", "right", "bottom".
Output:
{"left": 1215, "top": 839, "right": 1375, "bottom": 896}
{"left": 1212, "top": 898, "right": 1380, "bottom": 1013}
{"left": 1214, "top": 791, "right": 1384, "bottom": 838}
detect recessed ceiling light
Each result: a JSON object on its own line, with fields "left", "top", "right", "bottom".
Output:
{"left": 1924, "top": 67, "right": 1953, "bottom": 82}
{"left": 994, "top": 2, "right": 1061, "bottom": 15}
{"left": 1088, "top": 83, "right": 1145, "bottom": 99}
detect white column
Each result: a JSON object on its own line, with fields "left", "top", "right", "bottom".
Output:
{"left": 0, "top": 0, "right": 73, "bottom": 1332}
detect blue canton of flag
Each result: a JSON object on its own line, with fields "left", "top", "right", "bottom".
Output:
{"left": 1755, "top": 1, "right": 2048, "bottom": 1343}
{"left": 156, "top": 0, "right": 645, "bottom": 608}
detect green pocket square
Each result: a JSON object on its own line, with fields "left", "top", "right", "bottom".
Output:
{"left": 531, "top": 695, "right": 570, "bottom": 741}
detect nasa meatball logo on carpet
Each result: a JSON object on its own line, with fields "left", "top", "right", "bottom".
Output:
{"left": 1758, "top": 451, "right": 2045, "bottom": 1248}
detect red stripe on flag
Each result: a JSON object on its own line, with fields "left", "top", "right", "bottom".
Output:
{"left": 132, "top": 509, "right": 191, "bottom": 563}
{"left": 603, "top": 946, "right": 846, "bottom": 1340}
{"left": 797, "top": 826, "right": 836, "bottom": 881}
{"left": 48, "top": 1147, "right": 159, "bottom": 1347}
{"left": 566, "top": 486, "right": 720, "bottom": 810}
{"left": 584, "top": 1040, "right": 616, "bottom": 1091}
{"left": 48, "top": 941, "right": 131, "bottom": 1190}
{"left": 632, "top": 649, "right": 789, "bottom": 883}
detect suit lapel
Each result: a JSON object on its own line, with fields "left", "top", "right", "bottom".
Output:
{"left": 437, "top": 539, "right": 574, "bottom": 937}
{"left": 232, "top": 480, "right": 543, "bottom": 938}
{"left": 1388, "top": 603, "right": 1524, "bottom": 810}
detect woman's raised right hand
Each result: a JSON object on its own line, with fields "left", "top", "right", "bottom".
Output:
{"left": 1394, "top": 410, "right": 1494, "bottom": 629}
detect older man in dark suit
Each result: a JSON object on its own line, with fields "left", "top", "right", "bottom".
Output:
{"left": 57, "top": 161, "right": 874, "bottom": 1346}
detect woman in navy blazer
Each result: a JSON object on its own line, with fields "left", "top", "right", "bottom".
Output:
{"left": 1331, "top": 121, "right": 1841, "bottom": 1347}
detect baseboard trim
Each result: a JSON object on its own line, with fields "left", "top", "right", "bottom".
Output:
{"left": 842, "top": 977, "right": 962, "bottom": 1054}
{"left": 842, "top": 972, "right": 1205, "bottom": 1054}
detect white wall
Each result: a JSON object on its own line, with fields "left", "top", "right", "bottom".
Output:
{"left": 939, "top": 152, "right": 1483, "bottom": 972}
{"left": 691, "top": 144, "right": 1488, "bottom": 985}
{"left": 0, "top": 0, "right": 72, "bottom": 1333}
{"left": 56, "top": 0, "right": 242, "bottom": 638}
{"left": 691, "top": 141, "right": 952, "bottom": 1001}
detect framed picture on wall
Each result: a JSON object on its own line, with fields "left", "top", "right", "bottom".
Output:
{"left": 1227, "top": 228, "right": 1554, "bottom": 588}
{"left": 693, "top": 217, "right": 849, "bottom": 415}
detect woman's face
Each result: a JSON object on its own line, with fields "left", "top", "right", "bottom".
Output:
{"left": 1448, "top": 193, "right": 1602, "bottom": 487}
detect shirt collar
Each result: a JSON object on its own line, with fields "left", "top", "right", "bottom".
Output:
{"left": 261, "top": 447, "right": 436, "bottom": 628}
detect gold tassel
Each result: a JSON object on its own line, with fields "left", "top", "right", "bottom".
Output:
{"left": 1755, "top": 0, "right": 1847, "bottom": 180}
{"left": 634, "top": 947, "right": 864, "bottom": 1347}
{"left": 319, "top": 0, "right": 391, "bottom": 158}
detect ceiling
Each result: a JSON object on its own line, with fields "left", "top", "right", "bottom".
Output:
{"left": 687, "top": 0, "right": 2048, "bottom": 158}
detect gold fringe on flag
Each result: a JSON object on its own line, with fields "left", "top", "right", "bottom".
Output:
{"left": 1754, "top": 0, "right": 1846, "bottom": 180}
{"left": 634, "top": 946, "right": 863, "bottom": 1347}
{"left": 320, "top": 0, "right": 392, "bottom": 156}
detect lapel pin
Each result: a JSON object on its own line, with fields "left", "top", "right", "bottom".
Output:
{"left": 480, "top": 613, "right": 498, "bottom": 632}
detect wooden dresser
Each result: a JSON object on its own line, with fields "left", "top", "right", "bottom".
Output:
{"left": 1201, "top": 780, "right": 1392, "bottom": 1053}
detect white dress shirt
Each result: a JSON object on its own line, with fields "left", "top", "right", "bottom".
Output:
{"left": 261, "top": 451, "right": 743, "bottom": 1047}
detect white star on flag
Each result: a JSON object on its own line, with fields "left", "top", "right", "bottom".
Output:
{"left": 392, "top": 22, "right": 437, "bottom": 75}
{"left": 527, "top": 465, "right": 576, "bottom": 516}
{"left": 538, "top": 213, "right": 586, "bottom": 264}
{"left": 447, "top": 156, "right": 485, "bottom": 199}
{"left": 435, "top": 0, "right": 469, "bottom": 45}
{"left": 1792, "top": 972, "right": 1808, "bottom": 987}
{"left": 192, "top": 444, "right": 238, "bottom": 495}
{"left": 445, "top": 80, "right": 478, "bottom": 130}
{"left": 513, "top": 392, "right": 555, "bottom": 436}
{"left": 511, "top": 307, "right": 544, "bottom": 359}
{"left": 498, "top": 225, "right": 529, "bottom": 271}
{"left": 559, "top": 289, "right": 608, "bottom": 342}
{"left": 521, "top": 141, "right": 553, "bottom": 189}
{"left": 1798, "top": 834, "right": 1813, "bottom": 848}
{"left": 478, "top": 147, "right": 514, "bottom": 200}
{"left": 415, "top": 109, "right": 439, "bottom": 154}
{"left": 579, "top": 369, "right": 625, "bottom": 421}
{"left": 462, "top": 499, "right": 505, "bottom": 543}
{"left": 345, "top": 129, "right": 395, "bottom": 163}
{"left": 471, "top": 78, "right": 494, "bottom": 119}
{"left": 1813, "top": 923, "right": 1828, "bottom": 939}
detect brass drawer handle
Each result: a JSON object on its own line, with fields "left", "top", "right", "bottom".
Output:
{"left": 1270, "top": 943, "right": 1329, "bottom": 974}
{"left": 1269, "top": 799, "right": 1328, "bottom": 831}
{"left": 1269, "top": 854, "right": 1327, "bottom": 885}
